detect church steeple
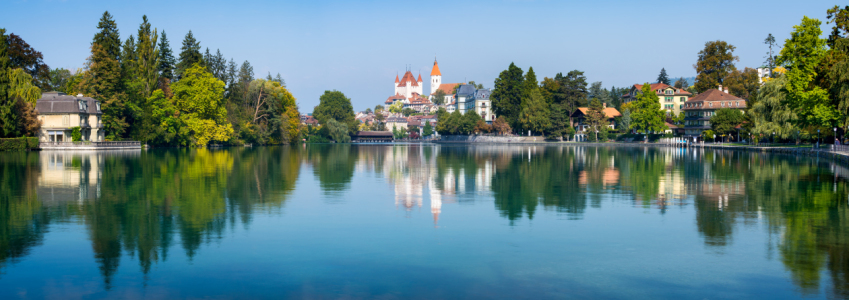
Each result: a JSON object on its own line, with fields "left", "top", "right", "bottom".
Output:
{"left": 430, "top": 58, "right": 442, "bottom": 97}
{"left": 430, "top": 58, "right": 442, "bottom": 76}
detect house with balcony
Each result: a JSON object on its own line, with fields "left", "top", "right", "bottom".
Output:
{"left": 570, "top": 104, "right": 621, "bottom": 141}
{"left": 682, "top": 85, "right": 747, "bottom": 139}
{"left": 621, "top": 83, "right": 691, "bottom": 116}
{"left": 35, "top": 92, "right": 104, "bottom": 142}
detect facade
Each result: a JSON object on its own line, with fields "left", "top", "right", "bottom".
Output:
{"left": 757, "top": 67, "right": 771, "bottom": 84}
{"left": 35, "top": 92, "right": 104, "bottom": 142}
{"left": 622, "top": 83, "right": 691, "bottom": 116}
{"left": 474, "top": 89, "right": 494, "bottom": 123}
{"left": 682, "top": 85, "right": 747, "bottom": 138}
{"left": 386, "top": 116, "right": 408, "bottom": 131}
{"left": 570, "top": 104, "right": 622, "bottom": 141}
{"left": 394, "top": 70, "right": 423, "bottom": 99}
{"left": 455, "top": 84, "right": 476, "bottom": 114}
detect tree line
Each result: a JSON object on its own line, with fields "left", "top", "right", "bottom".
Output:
{"left": 2, "top": 11, "right": 301, "bottom": 146}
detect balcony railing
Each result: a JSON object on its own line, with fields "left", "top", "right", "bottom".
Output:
{"left": 39, "top": 141, "right": 141, "bottom": 148}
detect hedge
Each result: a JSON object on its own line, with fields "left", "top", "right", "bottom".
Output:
{"left": 0, "top": 137, "right": 40, "bottom": 151}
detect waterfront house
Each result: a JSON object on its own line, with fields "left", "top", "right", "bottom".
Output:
{"left": 474, "top": 89, "right": 495, "bottom": 124}
{"left": 621, "top": 83, "right": 691, "bottom": 116}
{"left": 35, "top": 92, "right": 103, "bottom": 142}
{"left": 456, "top": 84, "right": 476, "bottom": 114}
{"left": 386, "top": 116, "right": 408, "bottom": 131}
{"left": 682, "top": 85, "right": 746, "bottom": 139}
{"left": 570, "top": 104, "right": 621, "bottom": 141}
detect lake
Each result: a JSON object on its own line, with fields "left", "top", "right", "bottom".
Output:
{"left": 0, "top": 144, "right": 847, "bottom": 299}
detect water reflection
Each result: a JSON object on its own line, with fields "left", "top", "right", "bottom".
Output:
{"left": 0, "top": 145, "right": 847, "bottom": 298}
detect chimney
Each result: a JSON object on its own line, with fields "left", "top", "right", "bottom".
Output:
{"left": 603, "top": 102, "right": 607, "bottom": 108}
{"left": 724, "top": 88, "right": 729, "bottom": 94}
{"left": 717, "top": 84, "right": 723, "bottom": 92}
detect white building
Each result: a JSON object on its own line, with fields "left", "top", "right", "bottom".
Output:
{"left": 394, "top": 70, "right": 423, "bottom": 99}
{"left": 429, "top": 59, "right": 460, "bottom": 104}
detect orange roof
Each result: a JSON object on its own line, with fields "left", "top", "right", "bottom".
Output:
{"left": 574, "top": 107, "right": 622, "bottom": 118}
{"left": 430, "top": 59, "right": 441, "bottom": 76}
{"left": 397, "top": 71, "right": 419, "bottom": 87}
{"left": 432, "top": 83, "right": 461, "bottom": 95}
{"left": 633, "top": 83, "right": 692, "bottom": 95}
{"left": 417, "top": 73, "right": 422, "bottom": 82}
{"left": 395, "top": 74, "right": 399, "bottom": 83}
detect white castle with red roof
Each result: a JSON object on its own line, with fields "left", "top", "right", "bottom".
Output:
{"left": 394, "top": 69, "right": 423, "bottom": 99}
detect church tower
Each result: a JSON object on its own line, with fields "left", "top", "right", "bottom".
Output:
{"left": 430, "top": 58, "right": 442, "bottom": 97}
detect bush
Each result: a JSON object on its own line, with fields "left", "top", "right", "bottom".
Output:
{"left": 71, "top": 127, "right": 82, "bottom": 141}
{"left": 0, "top": 137, "right": 39, "bottom": 151}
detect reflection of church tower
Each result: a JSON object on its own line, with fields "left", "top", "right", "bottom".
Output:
{"left": 430, "top": 58, "right": 442, "bottom": 97}
{"left": 430, "top": 177, "right": 441, "bottom": 226}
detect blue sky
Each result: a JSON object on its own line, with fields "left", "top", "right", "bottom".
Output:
{"left": 2, "top": 0, "right": 839, "bottom": 112}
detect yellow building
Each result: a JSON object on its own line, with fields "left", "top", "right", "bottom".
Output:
{"left": 621, "top": 83, "right": 691, "bottom": 116}
{"left": 35, "top": 92, "right": 104, "bottom": 142}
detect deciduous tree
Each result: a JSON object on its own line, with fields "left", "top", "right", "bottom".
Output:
{"left": 314, "top": 90, "right": 357, "bottom": 136}
{"left": 518, "top": 89, "right": 550, "bottom": 136}
{"left": 710, "top": 108, "right": 744, "bottom": 142}
{"left": 171, "top": 64, "right": 233, "bottom": 146}
{"left": 694, "top": 40, "right": 738, "bottom": 93}
{"left": 630, "top": 83, "right": 667, "bottom": 140}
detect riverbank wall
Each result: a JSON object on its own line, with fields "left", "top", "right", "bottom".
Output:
{"left": 697, "top": 144, "right": 849, "bottom": 163}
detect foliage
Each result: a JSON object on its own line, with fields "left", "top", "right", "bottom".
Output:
{"left": 778, "top": 16, "right": 839, "bottom": 129}
{"left": 585, "top": 98, "right": 606, "bottom": 141}
{"left": 423, "top": 120, "right": 434, "bottom": 136}
{"left": 673, "top": 77, "right": 688, "bottom": 89}
{"left": 492, "top": 117, "right": 511, "bottom": 135}
{"left": 158, "top": 30, "right": 175, "bottom": 80}
{"left": 710, "top": 108, "right": 744, "bottom": 141}
{"left": 547, "top": 102, "right": 570, "bottom": 138}
{"left": 702, "top": 129, "right": 716, "bottom": 141}
{"left": 832, "top": 38, "right": 849, "bottom": 132}
{"left": 491, "top": 62, "right": 524, "bottom": 131}
{"left": 0, "top": 137, "right": 38, "bottom": 151}
{"left": 750, "top": 73, "right": 802, "bottom": 142}
{"left": 171, "top": 64, "right": 233, "bottom": 146}
{"left": 314, "top": 90, "right": 357, "bottom": 136}
{"left": 656, "top": 68, "right": 670, "bottom": 85}
{"left": 326, "top": 119, "right": 351, "bottom": 143}
{"left": 176, "top": 30, "right": 202, "bottom": 80}
{"left": 722, "top": 67, "right": 760, "bottom": 99}
{"left": 694, "top": 40, "right": 738, "bottom": 93}
{"left": 49, "top": 68, "right": 71, "bottom": 92}
{"left": 401, "top": 107, "right": 414, "bottom": 116}
{"left": 630, "top": 83, "right": 667, "bottom": 137}
{"left": 431, "top": 89, "right": 446, "bottom": 105}
{"left": 518, "top": 89, "right": 550, "bottom": 135}
{"left": 558, "top": 70, "right": 589, "bottom": 126}
{"left": 6, "top": 33, "right": 51, "bottom": 90}
{"left": 134, "top": 15, "right": 159, "bottom": 99}
{"left": 70, "top": 127, "right": 82, "bottom": 141}
{"left": 617, "top": 108, "right": 632, "bottom": 133}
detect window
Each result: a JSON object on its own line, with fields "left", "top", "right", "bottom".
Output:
{"left": 665, "top": 97, "right": 672, "bottom": 102}
{"left": 665, "top": 89, "right": 673, "bottom": 95}
{"left": 680, "top": 97, "right": 685, "bottom": 102}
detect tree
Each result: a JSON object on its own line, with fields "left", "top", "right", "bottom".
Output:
{"left": 4, "top": 68, "right": 42, "bottom": 137}
{"left": 673, "top": 77, "right": 688, "bottom": 89}
{"left": 431, "top": 89, "right": 446, "bottom": 105}
{"left": 401, "top": 107, "right": 415, "bottom": 116}
{"left": 750, "top": 72, "right": 802, "bottom": 143}
{"left": 831, "top": 38, "right": 849, "bottom": 133}
{"left": 518, "top": 89, "right": 550, "bottom": 136}
{"left": 548, "top": 103, "right": 570, "bottom": 138}
{"left": 656, "top": 68, "right": 670, "bottom": 85}
{"left": 694, "top": 40, "right": 738, "bottom": 93}
{"left": 176, "top": 30, "right": 202, "bottom": 80}
{"left": 423, "top": 120, "right": 434, "bottom": 136}
{"left": 827, "top": 6, "right": 849, "bottom": 47}
{"left": 630, "top": 83, "right": 667, "bottom": 140}
{"left": 6, "top": 33, "right": 51, "bottom": 90}
{"left": 388, "top": 101, "right": 403, "bottom": 114}
{"left": 585, "top": 98, "right": 606, "bottom": 141}
{"left": 326, "top": 119, "right": 351, "bottom": 143}
{"left": 171, "top": 64, "right": 233, "bottom": 146}
{"left": 558, "top": 70, "right": 588, "bottom": 126}
{"left": 539, "top": 77, "right": 560, "bottom": 105}
{"left": 491, "top": 63, "right": 524, "bottom": 131}
{"left": 779, "top": 17, "right": 839, "bottom": 129}
{"left": 158, "top": 30, "right": 175, "bottom": 80}
{"left": 523, "top": 67, "right": 538, "bottom": 97}
{"left": 764, "top": 34, "right": 778, "bottom": 77}
{"left": 461, "top": 110, "right": 482, "bottom": 134}
{"left": 364, "top": 108, "right": 372, "bottom": 114}
{"left": 723, "top": 68, "right": 760, "bottom": 100}
{"left": 467, "top": 81, "right": 484, "bottom": 89}
{"left": 374, "top": 105, "right": 384, "bottom": 112}
{"left": 710, "top": 108, "right": 744, "bottom": 142}
{"left": 492, "top": 117, "right": 511, "bottom": 135}
{"left": 49, "top": 68, "right": 71, "bottom": 92}
{"left": 617, "top": 109, "right": 632, "bottom": 134}
{"left": 0, "top": 29, "right": 12, "bottom": 137}
{"left": 314, "top": 90, "right": 357, "bottom": 136}
{"left": 134, "top": 15, "right": 159, "bottom": 99}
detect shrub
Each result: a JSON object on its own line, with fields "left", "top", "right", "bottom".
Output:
{"left": 0, "top": 137, "right": 38, "bottom": 151}
{"left": 71, "top": 127, "right": 82, "bottom": 141}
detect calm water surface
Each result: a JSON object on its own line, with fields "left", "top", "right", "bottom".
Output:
{"left": 1, "top": 145, "right": 848, "bottom": 299}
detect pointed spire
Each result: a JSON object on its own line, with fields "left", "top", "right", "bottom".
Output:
{"left": 395, "top": 73, "right": 399, "bottom": 83}
{"left": 417, "top": 73, "right": 422, "bottom": 82}
{"left": 430, "top": 58, "right": 441, "bottom": 76}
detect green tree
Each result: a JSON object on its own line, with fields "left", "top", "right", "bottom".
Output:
{"left": 6, "top": 33, "right": 51, "bottom": 90}
{"left": 656, "top": 68, "right": 670, "bottom": 85}
{"left": 630, "top": 83, "right": 667, "bottom": 140}
{"left": 461, "top": 110, "right": 482, "bottom": 134}
{"left": 93, "top": 11, "right": 122, "bottom": 61}
{"left": 710, "top": 108, "right": 744, "bottom": 142}
{"left": 750, "top": 73, "right": 802, "bottom": 143}
{"left": 135, "top": 15, "right": 159, "bottom": 99}
{"left": 832, "top": 38, "right": 849, "bottom": 133}
{"left": 0, "top": 29, "right": 12, "bottom": 137}
{"left": 176, "top": 30, "right": 202, "bottom": 80}
{"left": 558, "top": 70, "right": 588, "bottom": 126}
{"left": 314, "top": 90, "right": 357, "bottom": 136}
{"left": 694, "top": 40, "right": 738, "bottom": 93}
{"left": 764, "top": 34, "right": 778, "bottom": 77}
{"left": 617, "top": 108, "right": 632, "bottom": 134}
{"left": 431, "top": 89, "right": 446, "bottom": 105}
{"left": 491, "top": 62, "right": 524, "bottom": 131}
{"left": 585, "top": 98, "right": 606, "bottom": 141}
{"left": 171, "top": 64, "right": 233, "bottom": 146}
{"left": 326, "top": 119, "right": 351, "bottom": 143}
{"left": 157, "top": 30, "right": 175, "bottom": 80}
{"left": 523, "top": 67, "right": 538, "bottom": 97}
{"left": 673, "top": 77, "right": 688, "bottom": 89}
{"left": 539, "top": 77, "right": 560, "bottom": 105}
{"left": 778, "top": 16, "right": 840, "bottom": 129}
{"left": 518, "top": 89, "right": 550, "bottom": 136}
{"left": 388, "top": 101, "right": 403, "bottom": 114}
{"left": 723, "top": 67, "right": 760, "bottom": 100}
{"left": 423, "top": 120, "right": 434, "bottom": 136}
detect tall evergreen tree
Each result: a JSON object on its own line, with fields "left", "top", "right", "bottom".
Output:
{"left": 557, "top": 70, "right": 588, "bottom": 126}
{"left": 236, "top": 60, "right": 254, "bottom": 107}
{"left": 225, "top": 58, "right": 237, "bottom": 100}
{"left": 523, "top": 66, "right": 538, "bottom": 96}
{"left": 491, "top": 62, "right": 524, "bottom": 131}
{"left": 135, "top": 15, "right": 159, "bottom": 99}
{"left": 656, "top": 68, "right": 670, "bottom": 85}
{"left": 176, "top": 30, "right": 202, "bottom": 80}
{"left": 157, "top": 30, "right": 175, "bottom": 80}
{"left": 0, "top": 29, "right": 13, "bottom": 137}
{"left": 121, "top": 35, "right": 137, "bottom": 81}
{"left": 212, "top": 49, "right": 226, "bottom": 81}
{"left": 92, "top": 11, "right": 121, "bottom": 61}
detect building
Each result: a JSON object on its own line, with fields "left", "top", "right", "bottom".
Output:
{"left": 474, "top": 89, "right": 494, "bottom": 123}
{"left": 300, "top": 114, "right": 319, "bottom": 126}
{"left": 35, "top": 92, "right": 104, "bottom": 142}
{"left": 570, "top": 104, "right": 622, "bottom": 141}
{"left": 455, "top": 84, "right": 476, "bottom": 114}
{"left": 386, "top": 116, "right": 408, "bottom": 131}
{"left": 757, "top": 67, "right": 771, "bottom": 84}
{"left": 429, "top": 59, "right": 460, "bottom": 104}
{"left": 682, "top": 85, "right": 747, "bottom": 139}
{"left": 621, "top": 83, "right": 691, "bottom": 116}
{"left": 394, "top": 70, "right": 423, "bottom": 99}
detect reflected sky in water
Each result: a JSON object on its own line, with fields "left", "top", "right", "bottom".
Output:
{"left": 1, "top": 145, "right": 848, "bottom": 299}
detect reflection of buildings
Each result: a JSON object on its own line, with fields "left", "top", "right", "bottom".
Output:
{"left": 37, "top": 151, "right": 140, "bottom": 204}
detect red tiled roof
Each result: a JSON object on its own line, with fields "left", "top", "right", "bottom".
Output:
{"left": 417, "top": 74, "right": 422, "bottom": 82}
{"left": 385, "top": 93, "right": 406, "bottom": 104}
{"left": 432, "top": 83, "right": 461, "bottom": 95}
{"left": 633, "top": 83, "right": 692, "bottom": 96}
{"left": 573, "top": 107, "right": 622, "bottom": 118}
{"left": 395, "top": 74, "right": 399, "bottom": 83}
{"left": 682, "top": 89, "right": 747, "bottom": 110}
{"left": 397, "top": 71, "right": 419, "bottom": 87}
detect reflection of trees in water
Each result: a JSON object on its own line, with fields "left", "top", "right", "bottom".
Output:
{"left": 306, "top": 144, "right": 357, "bottom": 196}
{"left": 0, "top": 152, "right": 47, "bottom": 276}
{"left": 0, "top": 147, "right": 303, "bottom": 289}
